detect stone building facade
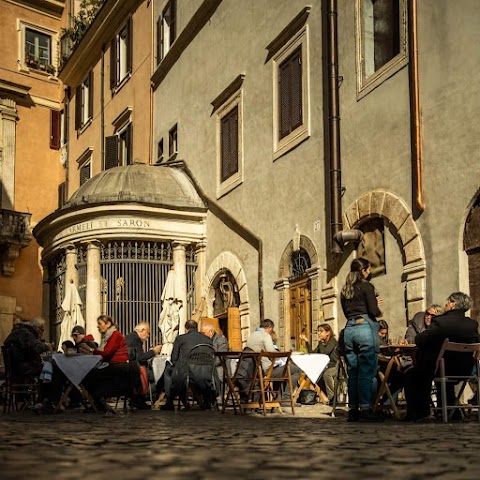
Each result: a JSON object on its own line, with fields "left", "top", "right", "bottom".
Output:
{"left": 31, "top": 0, "right": 480, "bottom": 348}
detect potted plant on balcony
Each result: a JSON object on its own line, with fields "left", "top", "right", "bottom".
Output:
{"left": 25, "top": 55, "right": 39, "bottom": 69}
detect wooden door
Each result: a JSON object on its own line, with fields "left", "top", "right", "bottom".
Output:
{"left": 289, "top": 278, "right": 311, "bottom": 351}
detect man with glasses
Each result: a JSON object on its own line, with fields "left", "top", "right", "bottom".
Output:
{"left": 71, "top": 325, "right": 97, "bottom": 351}
{"left": 405, "top": 304, "right": 442, "bottom": 344}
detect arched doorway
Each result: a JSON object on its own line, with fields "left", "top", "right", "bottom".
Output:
{"left": 464, "top": 195, "right": 480, "bottom": 319}
{"left": 276, "top": 235, "right": 320, "bottom": 351}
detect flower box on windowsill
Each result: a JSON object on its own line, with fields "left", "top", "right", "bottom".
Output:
{"left": 25, "top": 57, "right": 56, "bottom": 76}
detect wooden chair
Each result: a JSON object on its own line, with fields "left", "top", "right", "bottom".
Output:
{"left": 1, "top": 345, "right": 40, "bottom": 413}
{"left": 433, "top": 339, "right": 480, "bottom": 423}
{"left": 331, "top": 353, "right": 348, "bottom": 417}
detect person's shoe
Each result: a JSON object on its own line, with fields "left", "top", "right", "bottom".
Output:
{"left": 358, "top": 409, "right": 385, "bottom": 422}
{"left": 160, "top": 402, "right": 175, "bottom": 411}
{"left": 33, "top": 399, "right": 55, "bottom": 415}
{"left": 414, "top": 415, "right": 435, "bottom": 423}
{"left": 347, "top": 409, "right": 360, "bottom": 422}
{"left": 130, "top": 399, "right": 151, "bottom": 410}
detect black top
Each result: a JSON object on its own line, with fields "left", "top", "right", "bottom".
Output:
{"left": 341, "top": 281, "right": 381, "bottom": 319}
{"left": 171, "top": 329, "right": 213, "bottom": 366}
{"left": 306, "top": 336, "right": 339, "bottom": 369}
{"left": 125, "top": 331, "right": 156, "bottom": 365}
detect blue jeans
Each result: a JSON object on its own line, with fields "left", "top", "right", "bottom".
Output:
{"left": 344, "top": 315, "right": 379, "bottom": 410}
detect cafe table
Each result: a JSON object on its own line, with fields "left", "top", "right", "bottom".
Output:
{"left": 373, "top": 344, "right": 417, "bottom": 419}
{"left": 51, "top": 353, "right": 102, "bottom": 412}
{"left": 290, "top": 353, "right": 330, "bottom": 403}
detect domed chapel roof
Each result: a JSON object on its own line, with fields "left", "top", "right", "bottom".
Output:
{"left": 65, "top": 164, "right": 205, "bottom": 210}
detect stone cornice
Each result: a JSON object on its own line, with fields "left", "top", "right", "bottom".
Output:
{"left": 59, "top": 0, "right": 144, "bottom": 87}
{"left": 4, "top": 0, "right": 65, "bottom": 18}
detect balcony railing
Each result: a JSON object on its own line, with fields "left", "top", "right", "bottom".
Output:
{"left": 0, "top": 209, "right": 32, "bottom": 276}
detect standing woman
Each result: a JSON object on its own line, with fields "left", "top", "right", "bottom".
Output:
{"left": 341, "top": 258, "right": 383, "bottom": 422}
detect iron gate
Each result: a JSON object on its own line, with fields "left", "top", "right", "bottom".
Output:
{"left": 186, "top": 245, "right": 197, "bottom": 321}
{"left": 48, "top": 253, "right": 66, "bottom": 343}
{"left": 99, "top": 240, "right": 198, "bottom": 348}
{"left": 77, "top": 244, "right": 87, "bottom": 319}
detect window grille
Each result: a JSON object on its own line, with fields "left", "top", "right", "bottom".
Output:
{"left": 290, "top": 248, "right": 311, "bottom": 277}
{"left": 48, "top": 253, "right": 66, "bottom": 342}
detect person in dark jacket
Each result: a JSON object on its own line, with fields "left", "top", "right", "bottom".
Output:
{"left": 341, "top": 258, "right": 383, "bottom": 422}
{"left": 71, "top": 325, "right": 97, "bottom": 351}
{"left": 3, "top": 318, "right": 52, "bottom": 378}
{"left": 300, "top": 323, "right": 338, "bottom": 403}
{"left": 161, "top": 320, "right": 213, "bottom": 410}
{"left": 404, "top": 292, "right": 480, "bottom": 421}
{"left": 125, "top": 322, "right": 162, "bottom": 364}
{"left": 404, "top": 305, "right": 442, "bottom": 344}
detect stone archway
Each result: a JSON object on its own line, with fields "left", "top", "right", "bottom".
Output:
{"left": 204, "top": 251, "right": 250, "bottom": 344}
{"left": 343, "top": 189, "right": 426, "bottom": 320}
{"left": 275, "top": 235, "right": 321, "bottom": 350}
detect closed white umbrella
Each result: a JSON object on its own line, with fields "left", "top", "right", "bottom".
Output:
{"left": 58, "top": 280, "right": 85, "bottom": 352}
{"left": 158, "top": 268, "right": 182, "bottom": 357}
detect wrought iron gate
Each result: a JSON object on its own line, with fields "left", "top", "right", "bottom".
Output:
{"left": 100, "top": 241, "right": 190, "bottom": 348}
{"left": 186, "top": 245, "right": 197, "bottom": 321}
{"left": 48, "top": 253, "right": 66, "bottom": 343}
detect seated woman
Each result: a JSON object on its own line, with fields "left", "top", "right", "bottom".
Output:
{"left": 378, "top": 320, "right": 389, "bottom": 346}
{"left": 80, "top": 315, "right": 133, "bottom": 410}
{"left": 300, "top": 323, "right": 338, "bottom": 404}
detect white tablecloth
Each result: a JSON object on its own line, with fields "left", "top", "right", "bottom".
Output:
{"left": 290, "top": 353, "right": 330, "bottom": 383}
{"left": 152, "top": 355, "right": 170, "bottom": 383}
{"left": 52, "top": 353, "right": 102, "bottom": 387}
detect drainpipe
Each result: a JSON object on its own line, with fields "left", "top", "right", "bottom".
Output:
{"left": 327, "top": 0, "right": 343, "bottom": 254}
{"left": 326, "top": 0, "right": 363, "bottom": 253}
{"left": 101, "top": 46, "right": 105, "bottom": 167}
{"left": 164, "top": 161, "right": 264, "bottom": 322}
{"left": 409, "top": 0, "right": 425, "bottom": 214}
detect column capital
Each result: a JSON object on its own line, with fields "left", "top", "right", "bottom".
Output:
{"left": 86, "top": 240, "right": 102, "bottom": 250}
{"left": 172, "top": 241, "right": 188, "bottom": 251}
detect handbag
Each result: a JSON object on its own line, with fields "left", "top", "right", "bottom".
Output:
{"left": 298, "top": 389, "right": 317, "bottom": 405}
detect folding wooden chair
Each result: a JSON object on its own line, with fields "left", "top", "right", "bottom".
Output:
{"left": 433, "top": 339, "right": 480, "bottom": 423}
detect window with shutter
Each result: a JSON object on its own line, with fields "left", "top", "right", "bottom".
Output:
{"left": 50, "top": 110, "right": 61, "bottom": 150}
{"left": 80, "top": 163, "right": 91, "bottom": 186}
{"left": 158, "top": 0, "right": 176, "bottom": 62}
{"left": 215, "top": 88, "right": 243, "bottom": 198}
{"left": 272, "top": 26, "right": 309, "bottom": 159}
{"left": 356, "top": 0, "right": 407, "bottom": 98}
{"left": 169, "top": 124, "right": 177, "bottom": 158}
{"left": 88, "top": 70, "right": 94, "bottom": 121}
{"left": 58, "top": 182, "right": 67, "bottom": 208}
{"left": 221, "top": 106, "right": 238, "bottom": 182}
{"left": 279, "top": 47, "right": 302, "bottom": 140}
{"left": 111, "top": 18, "right": 133, "bottom": 90}
{"left": 75, "top": 85, "right": 82, "bottom": 130}
{"left": 105, "top": 135, "right": 119, "bottom": 170}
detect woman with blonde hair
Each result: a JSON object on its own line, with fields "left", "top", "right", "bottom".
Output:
{"left": 341, "top": 257, "right": 383, "bottom": 422}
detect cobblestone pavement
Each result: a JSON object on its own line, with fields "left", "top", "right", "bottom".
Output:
{"left": 1, "top": 404, "right": 478, "bottom": 480}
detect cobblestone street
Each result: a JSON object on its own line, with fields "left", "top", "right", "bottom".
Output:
{"left": 1, "top": 405, "right": 478, "bottom": 480}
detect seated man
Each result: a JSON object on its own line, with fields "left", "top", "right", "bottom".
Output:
{"left": 404, "top": 292, "right": 480, "bottom": 421}
{"left": 246, "top": 319, "right": 302, "bottom": 404}
{"left": 200, "top": 322, "right": 229, "bottom": 389}
{"left": 405, "top": 304, "right": 442, "bottom": 344}
{"left": 71, "top": 325, "right": 97, "bottom": 351}
{"left": 161, "top": 320, "right": 214, "bottom": 411}
{"left": 126, "top": 322, "right": 162, "bottom": 409}
{"left": 3, "top": 318, "right": 52, "bottom": 379}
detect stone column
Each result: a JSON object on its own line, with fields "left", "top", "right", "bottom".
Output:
{"left": 0, "top": 97, "right": 18, "bottom": 210}
{"left": 274, "top": 278, "right": 290, "bottom": 350}
{"left": 173, "top": 242, "right": 187, "bottom": 334}
{"left": 65, "top": 244, "right": 78, "bottom": 286}
{"left": 86, "top": 241, "right": 101, "bottom": 343}
{"left": 194, "top": 241, "right": 207, "bottom": 308}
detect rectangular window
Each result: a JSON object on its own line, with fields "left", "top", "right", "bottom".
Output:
{"left": 75, "top": 71, "right": 93, "bottom": 130}
{"left": 104, "top": 123, "right": 133, "bottom": 170}
{"left": 356, "top": 0, "right": 407, "bottom": 98}
{"left": 50, "top": 110, "right": 61, "bottom": 150}
{"left": 110, "top": 18, "right": 133, "bottom": 90}
{"left": 58, "top": 182, "right": 67, "bottom": 208}
{"left": 169, "top": 124, "right": 178, "bottom": 158}
{"left": 220, "top": 106, "right": 239, "bottom": 182}
{"left": 25, "top": 28, "right": 51, "bottom": 69}
{"left": 157, "top": 0, "right": 176, "bottom": 63}
{"left": 79, "top": 162, "right": 91, "bottom": 186}
{"left": 271, "top": 24, "right": 310, "bottom": 160}
{"left": 279, "top": 46, "right": 302, "bottom": 141}
{"left": 157, "top": 138, "right": 164, "bottom": 163}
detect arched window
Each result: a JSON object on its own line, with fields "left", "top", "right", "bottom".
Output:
{"left": 290, "top": 248, "right": 311, "bottom": 277}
